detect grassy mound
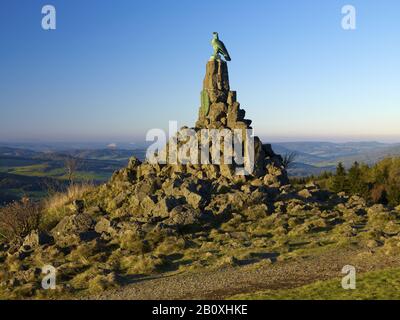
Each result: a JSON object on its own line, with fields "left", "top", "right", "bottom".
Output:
{"left": 231, "top": 267, "right": 400, "bottom": 300}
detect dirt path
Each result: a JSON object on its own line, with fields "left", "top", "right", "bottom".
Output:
{"left": 87, "top": 248, "right": 400, "bottom": 300}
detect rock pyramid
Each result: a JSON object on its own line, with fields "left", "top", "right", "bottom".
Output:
{"left": 195, "top": 58, "right": 289, "bottom": 185}
{"left": 113, "top": 58, "right": 289, "bottom": 188}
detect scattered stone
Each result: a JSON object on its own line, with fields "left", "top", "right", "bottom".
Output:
{"left": 73, "top": 200, "right": 85, "bottom": 213}
{"left": 21, "top": 231, "right": 53, "bottom": 252}
{"left": 366, "top": 240, "right": 380, "bottom": 249}
{"left": 217, "top": 255, "right": 239, "bottom": 267}
{"left": 95, "top": 218, "right": 112, "bottom": 234}
{"left": 51, "top": 213, "right": 96, "bottom": 247}
{"left": 167, "top": 205, "right": 205, "bottom": 228}
{"left": 298, "top": 189, "right": 313, "bottom": 199}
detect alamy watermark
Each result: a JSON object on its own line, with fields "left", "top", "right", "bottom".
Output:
{"left": 146, "top": 121, "right": 256, "bottom": 176}
{"left": 341, "top": 5, "right": 356, "bottom": 30}
{"left": 41, "top": 265, "right": 57, "bottom": 290}
{"left": 341, "top": 265, "right": 356, "bottom": 290}
{"left": 41, "top": 5, "right": 56, "bottom": 30}
{"left": 40, "top": 5, "right": 356, "bottom": 32}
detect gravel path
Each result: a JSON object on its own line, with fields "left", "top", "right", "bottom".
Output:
{"left": 87, "top": 248, "right": 400, "bottom": 300}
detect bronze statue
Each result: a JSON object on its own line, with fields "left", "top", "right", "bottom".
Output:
{"left": 211, "top": 32, "right": 231, "bottom": 61}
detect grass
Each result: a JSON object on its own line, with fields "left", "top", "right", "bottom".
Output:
{"left": 4, "top": 189, "right": 47, "bottom": 200}
{"left": 0, "top": 158, "right": 40, "bottom": 169}
{"left": 3, "top": 154, "right": 400, "bottom": 298}
{"left": 40, "top": 183, "right": 95, "bottom": 230}
{"left": 231, "top": 267, "right": 400, "bottom": 300}
{"left": 8, "top": 164, "right": 107, "bottom": 181}
{"left": 1, "top": 158, "right": 115, "bottom": 182}
{"left": 44, "top": 183, "right": 94, "bottom": 211}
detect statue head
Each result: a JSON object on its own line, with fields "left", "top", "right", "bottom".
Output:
{"left": 212, "top": 32, "right": 219, "bottom": 39}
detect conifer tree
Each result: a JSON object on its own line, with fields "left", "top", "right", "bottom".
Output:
{"left": 347, "top": 161, "right": 369, "bottom": 197}
{"left": 332, "top": 162, "right": 348, "bottom": 193}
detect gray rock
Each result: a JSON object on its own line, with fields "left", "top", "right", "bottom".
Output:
{"left": 298, "top": 189, "right": 313, "bottom": 199}
{"left": 167, "top": 205, "right": 204, "bottom": 228}
{"left": 95, "top": 218, "right": 113, "bottom": 234}
{"left": 51, "top": 213, "right": 96, "bottom": 247}
{"left": 73, "top": 200, "right": 85, "bottom": 214}
{"left": 21, "top": 231, "right": 53, "bottom": 252}
{"left": 127, "top": 156, "right": 142, "bottom": 170}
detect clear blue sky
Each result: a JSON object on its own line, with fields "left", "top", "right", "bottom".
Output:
{"left": 1, "top": 0, "right": 399, "bottom": 144}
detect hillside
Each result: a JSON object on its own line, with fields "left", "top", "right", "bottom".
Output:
{"left": 0, "top": 142, "right": 400, "bottom": 181}
{"left": 61, "top": 149, "right": 146, "bottom": 162}
{"left": 1, "top": 58, "right": 400, "bottom": 300}
{"left": 272, "top": 141, "right": 400, "bottom": 176}
{"left": 0, "top": 148, "right": 139, "bottom": 205}
{"left": 0, "top": 172, "right": 65, "bottom": 205}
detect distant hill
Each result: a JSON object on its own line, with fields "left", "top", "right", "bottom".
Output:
{"left": 0, "top": 146, "right": 39, "bottom": 158}
{"left": 287, "top": 162, "right": 335, "bottom": 177}
{"left": 270, "top": 144, "right": 326, "bottom": 163}
{"left": 332, "top": 144, "right": 400, "bottom": 167}
{"left": 60, "top": 148, "right": 146, "bottom": 162}
{"left": 0, "top": 172, "right": 66, "bottom": 205}
{"left": 2, "top": 142, "right": 400, "bottom": 181}
{"left": 272, "top": 141, "right": 391, "bottom": 162}
{"left": 0, "top": 146, "right": 141, "bottom": 187}
{"left": 0, "top": 146, "right": 152, "bottom": 205}
{"left": 271, "top": 141, "right": 400, "bottom": 174}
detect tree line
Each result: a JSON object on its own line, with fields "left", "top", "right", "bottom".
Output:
{"left": 293, "top": 157, "right": 400, "bottom": 207}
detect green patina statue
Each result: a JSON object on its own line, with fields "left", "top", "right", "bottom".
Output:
{"left": 211, "top": 32, "right": 231, "bottom": 61}
{"left": 200, "top": 32, "right": 231, "bottom": 117}
{"left": 200, "top": 89, "right": 210, "bottom": 117}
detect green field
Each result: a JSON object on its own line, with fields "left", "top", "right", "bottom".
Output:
{"left": 231, "top": 267, "right": 400, "bottom": 300}
{"left": 0, "top": 153, "right": 127, "bottom": 205}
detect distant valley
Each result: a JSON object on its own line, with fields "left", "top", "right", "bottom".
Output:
{"left": 1, "top": 141, "right": 400, "bottom": 205}
{"left": 0, "top": 146, "right": 145, "bottom": 205}
{"left": 271, "top": 141, "right": 400, "bottom": 176}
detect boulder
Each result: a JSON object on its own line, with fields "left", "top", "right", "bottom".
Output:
{"left": 166, "top": 205, "right": 205, "bottom": 228}
{"left": 19, "top": 231, "right": 54, "bottom": 254}
{"left": 127, "top": 156, "right": 141, "bottom": 170}
{"left": 73, "top": 200, "right": 85, "bottom": 214}
{"left": 298, "top": 189, "right": 313, "bottom": 199}
{"left": 51, "top": 213, "right": 96, "bottom": 247}
{"left": 185, "top": 192, "right": 203, "bottom": 209}
{"left": 95, "top": 218, "right": 113, "bottom": 235}
{"left": 152, "top": 196, "right": 183, "bottom": 218}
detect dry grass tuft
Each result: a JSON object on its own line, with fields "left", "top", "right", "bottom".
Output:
{"left": 40, "top": 183, "right": 95, "bottom": 231}
{"left": 44, "top": 183, "right": 94, "bottom": 212}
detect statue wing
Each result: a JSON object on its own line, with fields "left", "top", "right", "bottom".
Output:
{"left": 216, "top": 39, "right": 231, "bottom": 61}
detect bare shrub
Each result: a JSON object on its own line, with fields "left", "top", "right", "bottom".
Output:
{"left": 65, "top": 157, "right": 80, "bottom": 185}
{"left": 282, "top": 152, "right": 298, "bottom": 169}
{"left": 0, "top": 198, "right": 42, "bottom": 242}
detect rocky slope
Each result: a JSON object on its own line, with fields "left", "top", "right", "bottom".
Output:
{"left": 1, "top": 59, "right": 400, "bottom": 299}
